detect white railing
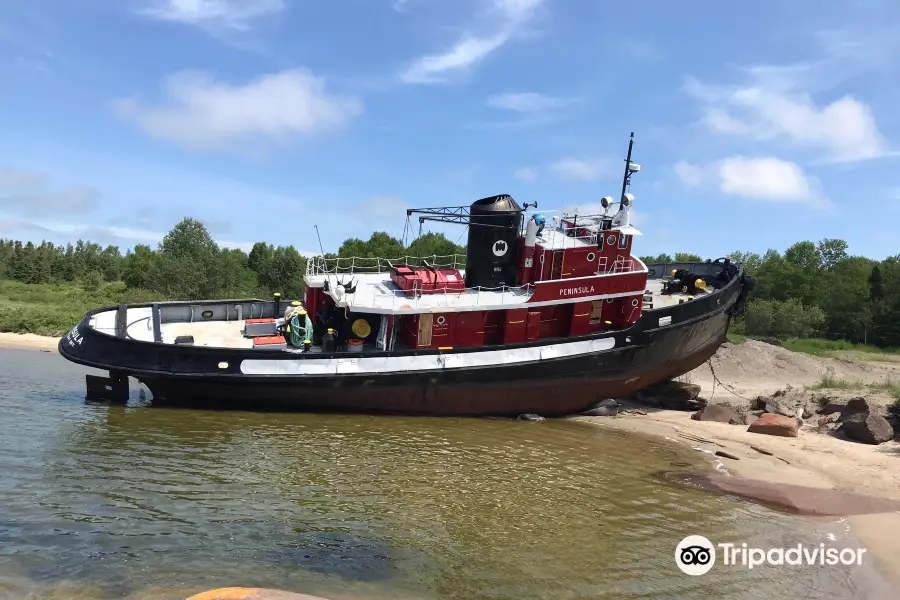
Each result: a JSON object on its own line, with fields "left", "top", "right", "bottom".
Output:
{"left": 610, "top": 257, "right": 635, "bottom": 273}
{"left": 323, "top": 273, "right": 535, "bottom": 311}
{"left": 306, "top": 253, "right": 466, "bottom": 277}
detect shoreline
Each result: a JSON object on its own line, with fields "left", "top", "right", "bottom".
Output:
{"left": 574, "top": 400, "right": 900, "bottom": 592}
{"left": 0, "top": 331, "right": 60, "bottom": 352}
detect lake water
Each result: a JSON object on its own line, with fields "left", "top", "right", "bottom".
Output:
{"left": 0, "top": 347, "right": 893, "bottom": 599}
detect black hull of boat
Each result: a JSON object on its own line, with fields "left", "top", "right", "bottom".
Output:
{"left": 58, "top": 263, "right": 751, "bottom": 417}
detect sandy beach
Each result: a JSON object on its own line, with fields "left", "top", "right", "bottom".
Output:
{"left": 577, "top": 340, "right": 900, "bottom": 589}
{"left": 0, "top": 331, "right": 60, "bottom": 352}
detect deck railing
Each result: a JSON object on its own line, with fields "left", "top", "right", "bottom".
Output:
{"left": 306, "top": 254, "right": 466, "bottom": 277}
{"left": 323, "top": 275, "right": 535, "bottom": 311}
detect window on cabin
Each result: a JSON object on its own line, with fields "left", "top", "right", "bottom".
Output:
{"left": 618, "top": 234, "right": 629, "bottom": 249}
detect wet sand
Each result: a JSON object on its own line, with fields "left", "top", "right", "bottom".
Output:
{"left": 575, "top": 342, "right": 900, "bottom": 591}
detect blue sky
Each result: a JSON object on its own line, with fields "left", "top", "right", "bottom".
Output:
{"left": 1, "top": 0, "right": 899, "bottom": 260}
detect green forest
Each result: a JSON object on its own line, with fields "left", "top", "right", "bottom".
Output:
{"left": 1, "top": 219, "right": 898, "bottom": 349}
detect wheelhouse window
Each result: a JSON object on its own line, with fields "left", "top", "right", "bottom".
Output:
{"left": 618, "top": 234, "right": 630, "bottom": 249}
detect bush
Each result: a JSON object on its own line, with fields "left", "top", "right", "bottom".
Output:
{"left": 80, "top": 270, "right": 103, "bottom": 291}
{"left": 743, "top": 298, "right": 825, "bottom": 340}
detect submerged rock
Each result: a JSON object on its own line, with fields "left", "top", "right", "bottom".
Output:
{"left": 842, "top": 412, "right": 894, "bottom": 445}
{"left": 747, "top": 413, "right": 799, "bottom": 438}
{"left": 691, "top": 404, "right": 742, "bottom": 424}
{"left": 517, "top": 413, "right": 545, "bottom": 421}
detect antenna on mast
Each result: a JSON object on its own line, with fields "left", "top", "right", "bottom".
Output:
{"left": 619, "top": 132, "right": 640, "bottom": 203}
{"left": 314, "top": 224, "right": 326, "bottom": 256}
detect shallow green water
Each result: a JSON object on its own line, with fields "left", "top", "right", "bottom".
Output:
{"left": 0, "top": 348, "right": 892, "bottom": 599}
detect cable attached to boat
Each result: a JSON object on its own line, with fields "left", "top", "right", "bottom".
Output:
{"left": 706, "top": 359, "right": 755, "bottom": 403}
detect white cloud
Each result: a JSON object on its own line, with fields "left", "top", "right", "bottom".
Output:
{"left": 0, "top": 167, "right": 45, "bottom": 188}
{"left": 685, "top": 71, "right": 888, "bottom": 163}
{"left": 0, "top": 220, "right": 165, "bottom": 246}
{"left": 138, "top": 0, "right": 286, "bottom": 31}
{"left": 717, "top": 156, "right": 826, "bottom": 206}
{"left": 0, "top": 186, "right": 100, "bottom": 215}
{"left": 399, "top": 0, "right": 546, "bottom": 83}
{"left": 487, "top": 92, "right": 574, "bottom": 112}
{"left": 357, "top": 196, "right": 409, "bottom": 219}
{"left": 673, "top": 160, "right": 704, "bottom": 186}
{"left": 391, "top": 0, "right": 411, "bottom": 13}
{"left": 548, "top": 157, "right": 608, "bottom": 182}
{"left": 112, "top": 68, "right": 363, "bottom": 154}
{"left": 514, "top": 167, "right": 537, "bottom": 181}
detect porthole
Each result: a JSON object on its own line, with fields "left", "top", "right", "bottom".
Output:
{"left": 587, "top": 252, "right": 596, "bottom": 262}
{"left": 631, "top": 299, "right": 639, "bottom": 307}
{"left": 201, "top": 310, "right": 214, "bottom": 319}
{"left": 218, "top": 361, "right": 229, "bottom": 369}
{"left": 606, "top": 235, "right": 616, "bottom": 246}
{"left": 436, "top": 315, "right": 446, "bottom": 325}
{"left": 606, "top": 298, "right": 614, "bottom": 303}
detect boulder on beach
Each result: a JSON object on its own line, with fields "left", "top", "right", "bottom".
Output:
{"left": 631, "top": 379, "right": 705, "bottom": 411}
{"left": 841, "top": 412, "right": 895, "bottom": 445}
{"left": 187, "top": 588, "right": 332, "bottom": 600}
{"left": 747, "top": 413, "right": 799, "bottom": 437}
{"left": 841, "top": 397, "right": 877, "bottom": 420}
{"left": 581, "top": 399, "right": 620, "bottom": 417}
{"left": 691, "top": 404, "right": 743, "bottom": 424}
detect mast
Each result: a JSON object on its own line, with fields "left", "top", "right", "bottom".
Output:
{"left": 619, "top": 132, "right": 635, "bottom": 202}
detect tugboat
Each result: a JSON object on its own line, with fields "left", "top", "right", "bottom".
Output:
{"left": 58, "top": 134, "right": 754, "bottom": 416}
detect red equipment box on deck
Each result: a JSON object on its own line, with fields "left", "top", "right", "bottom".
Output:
{"left": 244, "top": 317, "right": 278, "bottom": 337}
{"left": 252, "top": 335, "right": 287, "bottom": 350}
{"left": 390, "top": 266, "right": 465, "bottom": 297}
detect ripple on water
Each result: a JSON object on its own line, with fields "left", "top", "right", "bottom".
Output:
{"left": 0, "top": 348, "right": 888, "bottom": 599}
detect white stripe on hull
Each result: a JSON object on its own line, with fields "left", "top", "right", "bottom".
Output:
{"left": 239, "top": 336, "right": 616, "bottom": 376}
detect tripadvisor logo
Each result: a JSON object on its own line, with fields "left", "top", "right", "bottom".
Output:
{"left": 676, "top": 535, "right": 716, "bottom": 576}
{"left": 675, "top": 535, "right": 867, "bottom": 576}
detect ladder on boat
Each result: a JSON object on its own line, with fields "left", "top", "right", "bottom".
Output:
{"left": 550, "top": 251, "right": 564, "bottom": 279}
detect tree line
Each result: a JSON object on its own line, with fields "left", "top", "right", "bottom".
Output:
{"left": 2, "top": 221, "right": 898, "bottom": 347}
{"left": 0, "top": 218, "right": 466, "bottom": 302}
{"left": 640, "top": 239, "right": 900, "bottom": 348}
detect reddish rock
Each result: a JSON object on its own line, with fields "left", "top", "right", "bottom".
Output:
{"left": 747, "top": 413, "right": 799, "bottom": 437}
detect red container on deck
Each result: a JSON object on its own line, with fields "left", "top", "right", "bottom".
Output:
{"left": 253, "top": 335, "right": 287, "bottom": 350}
{"left": 390, "top": 266, "right": 465, "bottom": 297}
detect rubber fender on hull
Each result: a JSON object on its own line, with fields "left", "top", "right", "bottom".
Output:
{"left": 187, "top": 588, "right": 334, "bottom": 600}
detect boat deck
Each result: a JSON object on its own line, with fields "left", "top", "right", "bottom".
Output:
{"left": 85, "top": 279, "right": 705, "bottom": 351}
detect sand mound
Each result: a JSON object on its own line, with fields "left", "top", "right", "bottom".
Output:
{"left": 686, "top": 340, "right": 900, "bottom": 399}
